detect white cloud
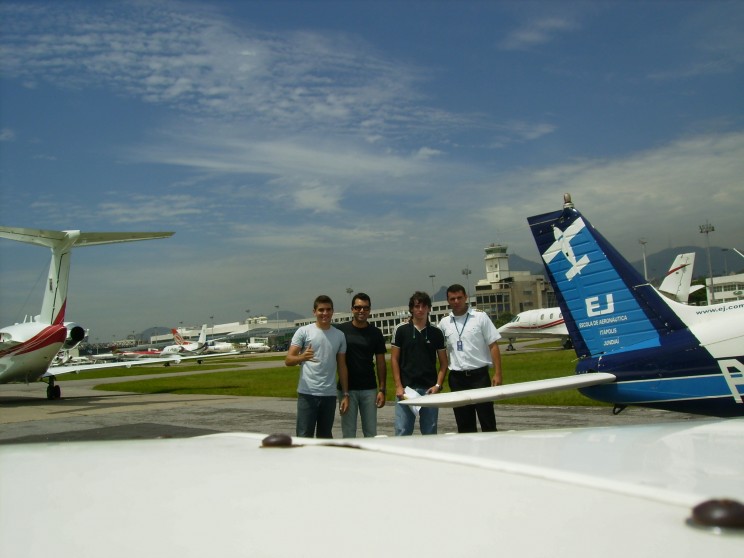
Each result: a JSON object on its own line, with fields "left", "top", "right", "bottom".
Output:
{"left": 499, "top": 16, "right": 579, "bottom": 51}
{"left": 476, "top": 131, "right": 744, "bottom": 257}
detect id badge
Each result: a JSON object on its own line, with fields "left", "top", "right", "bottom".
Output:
{"left": 457, "top": 340, "right": 463, "bottom": 351}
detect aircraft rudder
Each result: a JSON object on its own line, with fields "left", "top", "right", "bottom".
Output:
{"left": 527, "top": 197, "right": 673, "bottom": 359}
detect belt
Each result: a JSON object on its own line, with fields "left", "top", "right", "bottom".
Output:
{"left": 449, "top": 366, "right": 488, "bottom": 377}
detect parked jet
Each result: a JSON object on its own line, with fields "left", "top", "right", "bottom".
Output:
{"left": 406, "top": 194, "right": 744, "bottom": 417}
{"left": 161, "top": 325, "right": 208, "bottom": 355}
{"left": 204, "top": 338, "right": 236, "bottom": 354}
{"left": 498, "top": 308, "right": 570, "bottom": 351}
{"left": 241, "top": 340, "right": 271, "bottom": 353}
{"left": 0, "top": 226, "right": 201, "bottom": 399}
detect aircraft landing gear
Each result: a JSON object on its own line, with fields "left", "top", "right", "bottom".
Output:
{"left": 506, "top": 340, "right": 516, "bottom": 351}
{"left": 46, "top": 377, "right": 62, "bottom": 400}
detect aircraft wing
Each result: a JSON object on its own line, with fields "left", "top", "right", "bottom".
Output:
{"left": 43, "top": 357, "right": 182, "bottom": 377}
{"left": 165, "top": 351, "right": 240, "bottom": 364}
{"left": 43, "top": 351, "right": 240, "bottom": 377}
{"left": 2, "top": 420, "right": 743, "bottom": 557}
{"left": 400, "top": 373, "right": 617, "bottom": 408}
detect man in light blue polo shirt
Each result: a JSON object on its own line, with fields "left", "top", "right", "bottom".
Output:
{"left": 285, "top": 295, "right": 349, "bottom": 438}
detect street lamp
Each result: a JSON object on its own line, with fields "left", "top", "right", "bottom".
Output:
{"left": 461, "top": 267, "right": 472, "bottom": 294}
{"left": 274, "top": 305, "right": 280, "bottom": 330}
{"left": 346, "top": 287, "right": 353, "bottom": 305}
{"left": 429, "top": 274, "right": 436, "bottom": 296}
{"left": 638, "top": 239, "right": 648, "bottom": 281}
{"left": 699, "top": 220, "right": 715, "bottom": 305}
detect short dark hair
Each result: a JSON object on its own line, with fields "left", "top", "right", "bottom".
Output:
{"left": 408, "top": 291, "right": 431, "bottom": 311}
{"left": 446, "top": 284, "right": 467, "bottom": 297}
{"left": 313, "top": 295, "right": 334, "bottom": 310}
{"left": 352, "top": 292, "right": 371, "bottom": 307}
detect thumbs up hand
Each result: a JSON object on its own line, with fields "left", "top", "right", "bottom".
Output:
{"left": 302, "top": 343, "right": 316, "bottom": 362}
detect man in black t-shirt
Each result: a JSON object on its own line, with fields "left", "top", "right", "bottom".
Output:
{"left": 336, "top": 293, "right": 388, "bottom": 438}
{"left": 391, "top": 291, "right": 447, "bottom": 435}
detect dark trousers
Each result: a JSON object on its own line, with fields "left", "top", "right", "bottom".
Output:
{"left": 448, "top": 366, "right": 497, "bottom": 433}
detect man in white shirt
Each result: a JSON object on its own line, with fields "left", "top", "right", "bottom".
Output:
{"left": 438, "top": 284, "right": 502, "bottom": 432}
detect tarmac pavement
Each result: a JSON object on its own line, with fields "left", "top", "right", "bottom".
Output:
{"left": 0, "top": 352, "right": 698, "bottom": 444}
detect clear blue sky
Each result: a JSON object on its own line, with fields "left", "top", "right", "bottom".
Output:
{"left": 1, "top": 0, "right": 742, "bottom": 342}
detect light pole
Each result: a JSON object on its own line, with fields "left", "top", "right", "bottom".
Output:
{"left": 429, "top": 274, "right": 436, "bottom": 296}
{"left": 274, "top": 305, "right": 280, "bottom": 331}
{"left": 699, "top": 221, "right": 715, "bottom": 305}
{"left": 461, "top": 267, "right": 472, "bottom": 294}
{"left": 346, "top": 287, "right": 353, "bottom": 306}
{"left": 638, "top": 239, "right": 648, "bottom": 281}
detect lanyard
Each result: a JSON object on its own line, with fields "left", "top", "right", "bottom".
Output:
{"left": 452, "top": 312, "right": 469, "bottom": 350}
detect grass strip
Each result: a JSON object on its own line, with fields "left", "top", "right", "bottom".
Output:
{"left": 91, "top": 349, "right": 607, "bottom": 407}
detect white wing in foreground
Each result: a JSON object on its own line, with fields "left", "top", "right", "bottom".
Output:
{"left": 400, "top": 373, "right": 617, "bottom": 408}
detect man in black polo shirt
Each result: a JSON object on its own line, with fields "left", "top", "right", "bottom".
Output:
{"left": 391, "top": 291, "right": 447, "bottom": 435}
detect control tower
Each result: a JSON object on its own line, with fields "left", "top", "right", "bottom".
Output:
{"left": 484, "top": 243, "right": 510, "bottom": 283}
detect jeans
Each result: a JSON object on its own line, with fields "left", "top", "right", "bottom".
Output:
{"left": 394, "top": 387, "right": 438, "bottom": 436}
{"left": 339, "top": 389, "right": 378, "bottom": 438}
{"left": 297, "top": 393, "right": 337, "bottom": 438}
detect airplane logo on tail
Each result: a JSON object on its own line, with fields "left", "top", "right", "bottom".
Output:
{"left": 542, "top": 218, "right": 590, "bottom": 281}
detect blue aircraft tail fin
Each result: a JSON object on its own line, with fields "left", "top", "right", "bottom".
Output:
{"left": 527, "top": 195, "right": 686, "bottom": 359}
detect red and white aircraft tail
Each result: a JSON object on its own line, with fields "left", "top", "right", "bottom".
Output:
{"left": 658, "top": 252, "right": 704, "bottom": 303}
{"left": 0, "top": 226, "right": 174, "bottom": 399}
{"left": 162, "top": 324, "right": 209, "bottom": 355}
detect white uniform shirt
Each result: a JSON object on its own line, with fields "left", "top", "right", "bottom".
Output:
{"left": 438, "top": 308, "right": 500, "bottom": 371}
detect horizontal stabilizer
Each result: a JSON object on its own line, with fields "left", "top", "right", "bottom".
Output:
{"left": 400, "top": 373, "right": 616, "bottom": 408}
{"left": 0, "top": 226, "right": 174, "bottom": 249}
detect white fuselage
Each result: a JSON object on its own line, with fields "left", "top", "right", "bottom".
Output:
{"left": 0, "top": 322, "right": 67, "bottom": 384}
{"left": 498, "top": 307, "right": 568, "bottom": 340}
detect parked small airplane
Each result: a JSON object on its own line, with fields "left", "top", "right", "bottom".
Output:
{"left": 241, "top": 341, "right": 271, "bottom": 353}
{"left": 204, "top": 338, "right": 236, "bottom": 354}
{"left": 162, "top": 325, "right": 207, "bottom": 355}
{"left": 406, "top": 194, "right": 744, "bottom": 417}
{"left": 498, "top": 251, "right": 702, "bottom": 351}
{"left": 236, "top": 336, "right": 271, "bottom": 353}
{"left": 0, "top": 226, "right": 220, "bottom": 399}
{"left": 159, "top": 325, "right": 238, "bottom": 363}
{"left": 498, "top": 308, "right": 571, "bottom": 351}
